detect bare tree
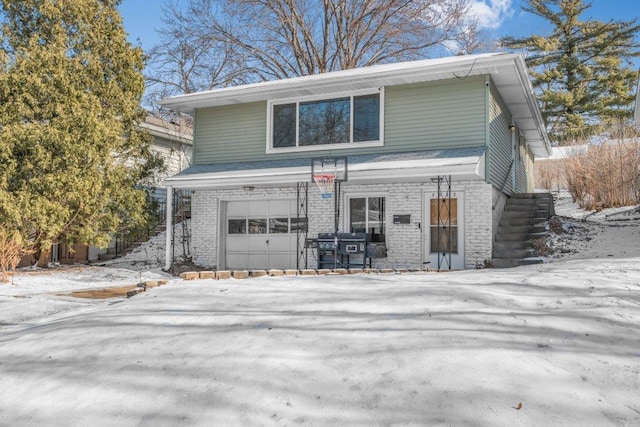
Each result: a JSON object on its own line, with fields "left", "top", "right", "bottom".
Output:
{"left": 145, "top": 1, "right": 248, "bottom": 112}
{"left": 146, "top": 0, "right": 483, "bottom": 109}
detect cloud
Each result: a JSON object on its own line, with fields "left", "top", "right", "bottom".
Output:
{"left": 469, "top": 0, "right": 514, "bottom": 30}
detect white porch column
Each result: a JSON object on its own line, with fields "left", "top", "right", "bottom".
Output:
{"left": 511, "top": 123, "right": 517, "bottom": 192}
{"left": 164, "top": 185, "right": 173, "bottom": 271}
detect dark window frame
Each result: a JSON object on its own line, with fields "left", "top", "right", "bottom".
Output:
{"left": 348, "top": 196, "right": 386, "bottom": 241}
{"left": 269, "top": 90, "right": 383, "bottom": 151}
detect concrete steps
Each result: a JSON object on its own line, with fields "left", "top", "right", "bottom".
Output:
{"left": 492, "top": 193, "right": 553, "bottom": 268}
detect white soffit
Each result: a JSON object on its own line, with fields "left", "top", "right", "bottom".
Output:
{"left": 160, "top": 52, "right": 551, "bottom": 157}
{"left": 163, "top": 154, "right": 485, "bottom": 190}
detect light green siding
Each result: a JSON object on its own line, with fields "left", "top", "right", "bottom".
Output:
{"left": 192, "top": 77, "right": 488, "bottom": 164}
{"left": 384, "top": 77, "right": 486, "bottom": 150}
{"left": 488, "top": 81, "right": 537, "bottom": 194}
{"left": 193, "top": 102, "right": 266, "bottom": 165}
{"left": 488, "top": 82, "right": 514, "bottom": 194}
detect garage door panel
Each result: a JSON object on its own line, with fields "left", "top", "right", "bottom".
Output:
{"left": 225, "top": 199, "right": 297, "bottom": 270}
{"left": 268, "top": 235, "right": 291, "bottom": 250}
{"left": 227, "top": 201, "right": 248, "bottom": 216}
{"left": 247, "top": 235, "right": 268, "bottom": 251}
{"left": 268, "top": 253, "right": 291, "bottom": 270}
{"left": 247, "top": 253, "right": 269, "bottom": 269}
{"left": 226, "top": 236, "right": 247, "bottom": 252}
{"left": 269, "top": 200, "right": 292, "bottom": 216}
{"left": 248, "top": 201, "right": 269, "bottom": 216}
{"left": 226, "top": 253, "right": 247, "bottom": 269}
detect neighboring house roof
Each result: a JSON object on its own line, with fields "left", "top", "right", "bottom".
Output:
{"left": 541, "top": 144, "right": 589, "bottom": 160}
{"left": 160, "top": 53, "right": 551, "bottom": 158}
{"left": 164, "top": 147, "right": 486, "bottom": 189}
{"left": 139, "top": 115, "right": 193, "bottom": 145}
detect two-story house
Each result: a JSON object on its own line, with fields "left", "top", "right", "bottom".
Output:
{"left": 160, "top": 53, "right": 551, "bottom": 271}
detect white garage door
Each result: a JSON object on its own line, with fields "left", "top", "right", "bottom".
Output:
{"left": 225, "top": 199, "right": 300, "bottom": 270}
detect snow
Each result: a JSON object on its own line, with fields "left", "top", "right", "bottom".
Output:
{"left": 1, "top": 192, "right": 639, "bottom": 426}
{"left": 545, "top": 191, "right": 640, "bottom": 261}
{"left": 100, "top": 219, "right": 191, "bottom": 270}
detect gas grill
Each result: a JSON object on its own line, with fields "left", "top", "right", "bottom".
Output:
{"left": 316, "top": 233, "right": 386, "bottom": 269}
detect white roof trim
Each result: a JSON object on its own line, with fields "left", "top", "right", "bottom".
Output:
{"left": 164, "top": 154, "right": 485, "bottom": 190}
{"left": 160, "top": 53, "right": 551, "bottom": 157}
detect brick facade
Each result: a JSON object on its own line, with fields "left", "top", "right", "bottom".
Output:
{"left": 190, "top": 180, "right": 495, "bottom": 270}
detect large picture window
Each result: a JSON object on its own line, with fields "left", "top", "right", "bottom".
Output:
{"left": 270, "top": 91, "right": 382, "bottom": 150}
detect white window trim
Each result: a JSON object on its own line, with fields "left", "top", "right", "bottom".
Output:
{"left": 266, "top": 88, "right": 385, "bottom": 154}
{"left": 343, "top": 192, "right": 389, "bottom": 234}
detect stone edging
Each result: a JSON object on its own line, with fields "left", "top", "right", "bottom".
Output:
{"left": 178, "top": 268, "right": 431, "bottom": 281}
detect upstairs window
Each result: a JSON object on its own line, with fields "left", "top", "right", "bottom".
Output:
{"left": 269, "top": 90, "right": 382, "bottom": 152}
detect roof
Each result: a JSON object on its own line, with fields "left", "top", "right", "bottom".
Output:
{"left": 160, "top": 53, "right": 551, "bottom": 157}
{"left": 540, "top": 144, "right": 589, "bottom": 160}
{"left": 139, "top": 115, "right": 193, "bottom": 145}
{"left": 164, "top": 147, "right": 486, "bottom": 190}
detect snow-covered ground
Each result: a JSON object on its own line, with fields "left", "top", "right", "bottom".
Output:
{"left": 1, "top": 192, "right": 639, "bottom": 426}
{"left": 545, "top": 191, "right": 640, "bottom": 261}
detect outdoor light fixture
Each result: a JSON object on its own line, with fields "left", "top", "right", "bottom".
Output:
{"left": 242, "top": 186, "right": 255, "bottom": 191}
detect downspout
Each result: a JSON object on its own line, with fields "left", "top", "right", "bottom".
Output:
{"left": 511, "top": 123, "right": 516, "bottom": 193}
{"left": 164, "top": 185, "right": 174, "bottom": 271}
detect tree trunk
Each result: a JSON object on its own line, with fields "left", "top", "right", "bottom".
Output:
{"left": 36, "top": 248, "right": 51, "bottom": 268}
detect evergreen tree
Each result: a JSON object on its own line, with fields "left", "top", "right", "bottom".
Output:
{"left": 502, "top": 0, "right": 640, "bottom": 143}
{"left": 0, "top": 0, "right": 155, "bottom": 264}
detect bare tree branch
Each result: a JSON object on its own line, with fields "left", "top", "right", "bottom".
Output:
{"left": 147, "top": 0, "right": 484, "bottom": 109}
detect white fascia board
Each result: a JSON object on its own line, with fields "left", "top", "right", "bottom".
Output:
{"left": 163, "top": 155, "right": 484, "bottom": 190}
{"left": 511, "top": 56, "right": 552, "bottom": 158}
{"left": 160, "top": 53, "right": 510, "bottom": 112}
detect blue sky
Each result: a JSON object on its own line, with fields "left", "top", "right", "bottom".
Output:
{"left": 118, "top": 0, "right": 640, "bottom": 63}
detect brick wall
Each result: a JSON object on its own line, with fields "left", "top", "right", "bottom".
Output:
{"left": 190, "top": 180, "right": 494, "bottom": 270}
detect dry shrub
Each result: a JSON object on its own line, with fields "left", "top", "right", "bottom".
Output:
{"left": 533, "top": 237, "right": 553, "bottom": 257}
{"left": 565, "top": 141, "right": 640, "bottom": 210}
{"left": 549, "top": 216, "right": 563, "bottom": 234}
{"left": 0, "top": 226, "right": 29, "bottom": 283}
{"left": 535, "top": 159, "right": 566, "bottom": 192}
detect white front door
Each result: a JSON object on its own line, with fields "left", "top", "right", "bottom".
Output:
{"left": 225, "top": 199, "right": 297, "bottom": 270}
{"left": 425, "top": 192, "right": 465, "bottom": 270}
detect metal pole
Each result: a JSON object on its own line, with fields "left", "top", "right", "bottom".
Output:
{"left": 164, "top": 185, "right": 173, "bottom": 271}
{"left": 334, "top": 180, "right": 339, "bottom": 269}
{"left": 511, "top": 123, "right": 517, "bottom": 192}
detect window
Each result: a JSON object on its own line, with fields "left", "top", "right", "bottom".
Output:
{"left": 349, "top": 197, "right": 385, "bottom": 240}
{"left": 354, "top": 94, "right": 380, "bottom": 142}
{"left": 228, "top": 219, "right": 246, "bottom": 234}
{"left": 290, "top": 217, "right": 308, "bottom": 232}
{"left": 248, "top": 219, "right": 267, "bottom": 234}
{"left": 430, "top": 198, "right": 458, "bottom": 254}
{"left": 273, "top": 104, "right": 296, "bottom": 148}
{"left": 269, "top": 218, "right": 289, "bottom": 234}
{"left": 269, "top": 90, "right": 382, "bottom": 151}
